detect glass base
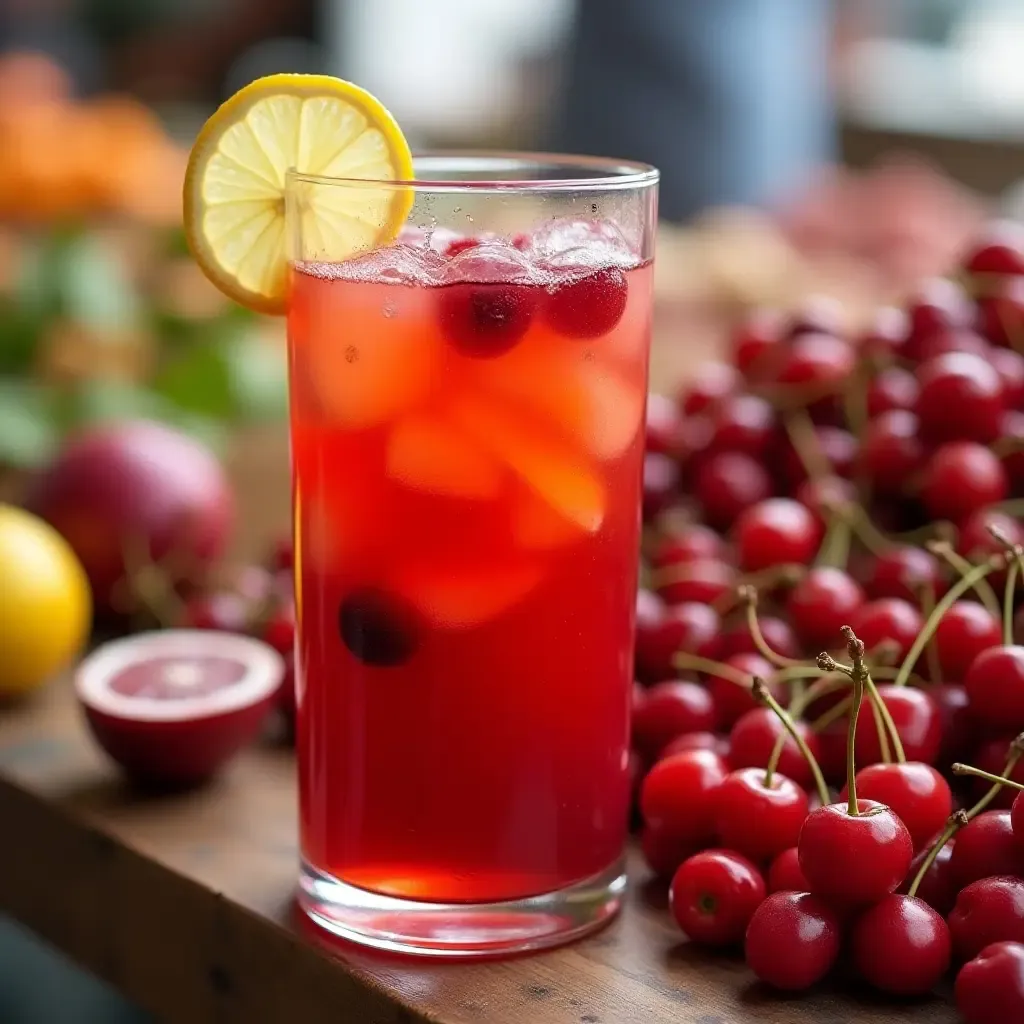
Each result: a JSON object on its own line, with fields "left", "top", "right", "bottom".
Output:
{"left": 298, "top": 856, "right": 627, "bottom": 957}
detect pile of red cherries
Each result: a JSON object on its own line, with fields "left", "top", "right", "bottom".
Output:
{"left": 178, "top": 536, "right": 297, "bottom": 725}
{"left": 634, "top": 222, "right": 1024, "bottom": 1021}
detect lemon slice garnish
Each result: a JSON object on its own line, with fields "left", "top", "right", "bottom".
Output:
{"left": 184, "top": 74, "right": 413, "bottom": 314}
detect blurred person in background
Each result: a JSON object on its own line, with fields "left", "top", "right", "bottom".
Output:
{"left": 555, "top": 0, "right": 837, "bottom": 223}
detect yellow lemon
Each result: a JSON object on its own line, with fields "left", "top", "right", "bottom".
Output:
{"left": 183, "top": 74, "right": 414, "bottom": 314}
{"left": 0, "top": 504, "right": 92, "bottom": 695}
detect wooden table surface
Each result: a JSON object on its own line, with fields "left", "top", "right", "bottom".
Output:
{"left": 0, "top": 310, "right": 959, "bottom": 1023}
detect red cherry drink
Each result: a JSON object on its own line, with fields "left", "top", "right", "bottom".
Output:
{"left": 289, "top": 231, "right": 652, "bottom": 910}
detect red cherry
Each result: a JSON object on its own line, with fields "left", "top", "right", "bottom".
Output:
{"left": 634, "top": 596, "right": 721, "bottom": 683}
{"left": 767, "top": 847, "right": 810, "bottom": 893}
{"left": 786, "top": 567, "right": 865, "bottom": 651}
{"left": 912, "top": 328, "right": 991, "bottom": 363}
{"left": 794, "top": 475, "right": 857, "bottom": 526}
{"left": 679, "top": 361, "right": 740, "bottom": 416}
{"left": 729, "top": 708, "right": 820, "bottom": 790}
{"left": 707, "top": 652, "right": 775, "bottom": 729}
{"left": 261, "top": 604, "right": 295, "bottom": 656}
{"left": 959, "top": 508, "right": 1024, "bottom": 570}
{"left": 659, "top": 731, "right": 731, "bottom": 763}
{"left": 733, "top": 498, "right": 822, "bottom": 573}
{"left": 798, "top": 799, "right": 914, "bottom": 907}
{"left": 1013, "top": 792, "right": 1024, "bottom": 854}
{"left": 269, "top": 537, "right": 294, "bottom": 573}
{"left": 438, "top": 281, "right": 540, "bottom": 356}
{"left": 645, "top": 393, "right": 683, "bottom": 456}
{"left": 967, "top": 646, "right": 1024, "bottom": 732}
{"left": 669, "top": 849, "right": 766, "bottom": 947}
{"left": 992, "top": 347, "right": 1024, "bottom": 408}
{"left": 850, "top": 894, "right": 950, "bottom": 995}
{"left": 642, "top": 452, "right": 681, "bottom": 521}
{"left": 902, "top": 840, "right": 958, "bottom": 916}
{"left": 639, "top": 822, "right": 697, "bottom": 879}
{"left": 921, "top": 441, "right": 1009, "bottom": 525}
{"left": 779, "top": 426, "right": 857, "bottom": 487}
{"left": 744, "top": 892, "right": 841, "bottom": 991}
{"left": 639, "top": 749, "right": 728, "bottom": 846}
{"left": 859, "top": 410, "right": 926, "bottom": 494}
{"left": 978, "top": 277, "right": 1024, "bottom": 350}
{"left": 631, "top": 680, "right": 717, "bottom": 761}
{"left": 694, "top": 451, "right": 773, "bottom": 529}
{"left": 862, "top": 545, "right": 947, "bottom": 604}
{"left": 950, "top": 812, "right": 1022, "bottom": 889}
{"left": 905, "top": 278, "right": 973, "bottom": 361}
{"left": 866, "top": 366, "right": 920, "bottom": 417}
{"left": 956, "top": 941, "right": 1024, "bottom": 1024}
{"left": 733, "top": 311, "right": 785, "bottom": 381}
{"left": 949, "top": 876, "right": 1024, "bottom": 962}
{"left": 776, "top": 332, "right": 855, "bottom": 389}
{"left": 1001, "top": 410, "right": 1024, "bottom": 490}
{"left": 915, "top": 352, "right": 1004, "bottom": 444}
{"left": 849, "top": 597, "right": 923, "bottom": 663}
{"left": 859, "top": 305, "right": 910, "bottom": 361}
{"left": 972, "top": 737, "right": 1024, "bottom": 810}
{"left": 545, "top": 267, "right": 627, "bottom": 338}
{"left": 935, "top": 600, "right": 1002, "bottom": 680}
{"left": 787, "top": 296, "right": 846, "bottom": 339}
{"left": 651, "top": 525, "right": 725, "bottom": 570}
{"left": 655, "top": 557, "right": 736, "bottom": 607}
{"left": 180, "top": 592, "right": 250, "bottom": 632}
{"left": 842, "top": 762, "right": 951, "bottom": 851}
{"left": 719, "top": 615, "right": 800, "bottom": 662}
{"left": 705, "top": 393, "right": 778, "bottom": 458}
{"left": 857, "top": 685, "right": 942, "bottom": 766}
{"left": 965, "top": 223, "right": 1024, "bottom": 276}
{"left": 714, "top": 767, "right": 810, "bottom": 862}
{"left": 933, "top": 682, "right": 977, "bottom": 764}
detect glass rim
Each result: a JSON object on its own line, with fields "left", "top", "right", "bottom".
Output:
{"left": 286, "top": 150, "right": 660, "bottom": 194}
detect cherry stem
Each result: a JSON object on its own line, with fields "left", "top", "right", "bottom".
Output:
{"left": 784, "top": 409, "right": 832, "bottom": 482}
{"left": 815, "top": 514, "right": 852, "bottom": 571}
{"left": 928, "top": 541, "right": 1002, "bottom": 619}
{"left": 963, "top": 734, "right": 1024, "bottom": 819}
{"left": 818, "top": 651, "right": 904, "bottom": 763}
{"left": 916, "top": 581, "right": 944, "bottom": 686}
{"left": 986, "top": 523, "right": 1024, "bottom": 646}
{"left": 892, "top": 556, "right": 1002, "bottom": 688}
{"left": 845, "top": 503, "right": 895, "bottom": 557}
{"left": 739, "top": 586, "right": 804, "bottom": 669}
{"left": 672, "top": 652, "right": 752, "bottom": 689}
{"left": 907, "top": 811, "right": 969, "bottom": 900}
{"left": 1005, "top": 560, "right": 1019, "bottom": 648}
{"left": 839, "top": 626, "right": 867, "bottom": 815}
{"left": 765, "top": 674, "right": 850, "bottom": 780}
{"left": 752, "top": 677, "right": 831, "bottom": 808}
{"left": 952, "top": 763, "right": 1024, "bottom": 794}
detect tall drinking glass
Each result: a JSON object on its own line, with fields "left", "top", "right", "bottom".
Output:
{"left": 287, "top": 155, "right": 658, "bottom": 956}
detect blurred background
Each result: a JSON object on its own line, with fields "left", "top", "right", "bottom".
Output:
{"left": 3, "top": 0, "right": 1024, "bottom": 1019}
{"left": 4, "top": 0, "right": 1024, "bottom": 476}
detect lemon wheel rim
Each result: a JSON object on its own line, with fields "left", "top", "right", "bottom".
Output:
{"left": 184, "top": 74, "right": 414, "bottom": 315}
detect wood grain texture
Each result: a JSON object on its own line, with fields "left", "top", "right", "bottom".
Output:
{"left": 0, "top": 311, "right": 958, "bottom": 1023}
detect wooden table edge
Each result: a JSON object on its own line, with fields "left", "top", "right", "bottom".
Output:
{"left": 0, "top": 774, "right": 446, "bottom": 1024}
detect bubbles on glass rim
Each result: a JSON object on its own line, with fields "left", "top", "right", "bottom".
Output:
{"left": 297, "top": 216, "right": 642, "bottom": 287}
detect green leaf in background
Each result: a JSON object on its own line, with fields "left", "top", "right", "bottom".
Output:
{"left": 68, "top": 378, "right": 173, "bottom": 426}
{"left": 221, "top": 335, "right": 288, "bottom": 422}
{"left": 153, "top": 331, "right": 287, "bottom": 424}
{"left": 0, "top": 379, "right": 61, "bottom": 468}
{"left": 0, "top": 298, "right": 44, "bottom": 375}
{"left": 59, "top": 232, "right": 142, "bottom": 333}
